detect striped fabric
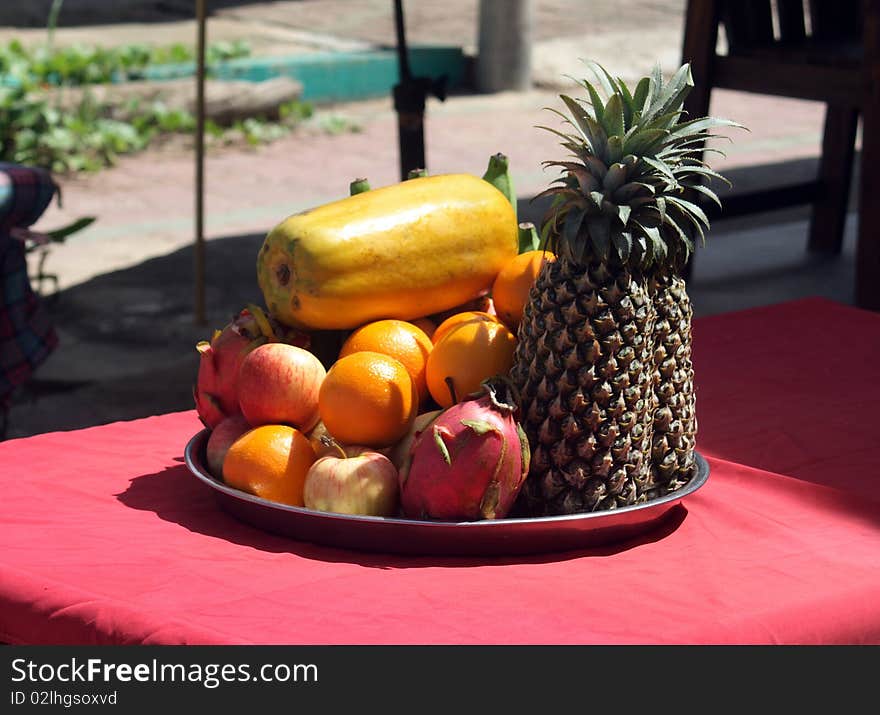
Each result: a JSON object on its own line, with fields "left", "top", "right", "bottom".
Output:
{"left": 0, "top": 163, "right": 59, "bottom": 408}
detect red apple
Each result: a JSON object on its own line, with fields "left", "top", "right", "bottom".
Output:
{"left": 205, "top": 414, "right": 252, "bottom": 478}
{"left": 303, "top": 443, "right": 399, "bottom": 517}
{"left": 237, "top": 343, "right": 326, "bottom": 430}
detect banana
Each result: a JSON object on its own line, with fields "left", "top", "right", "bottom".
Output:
{"left": 349, "top": 178, "right": 371, "bottom": 195}
{"left": 518, "top": 222, "right": 540, "bottom": 253}
{"left": 482, "top": 152, "right": 517, "bottom": 221}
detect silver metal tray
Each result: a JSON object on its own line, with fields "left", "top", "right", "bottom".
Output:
{"left": 184, "top": 430, "right": 710, "bottom": 556}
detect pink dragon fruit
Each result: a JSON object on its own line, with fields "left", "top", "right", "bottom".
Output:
{"left": 193, "top": 304, "right": 310, "bottom": 429}
{"left": 399, "top": 377, "right": 530, "bottom": 521}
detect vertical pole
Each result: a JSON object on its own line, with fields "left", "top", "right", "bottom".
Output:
{"left": 476, "top": 0, "right": 532, "bottom": 93}
{"left": 393, "top": 0, "right": 427, "bottom": 180}
{"left": 194, "top": 0, "right": 207, "bottom": 325}
{"left": 393, "top": 0, "right": 411, "bottom": 80}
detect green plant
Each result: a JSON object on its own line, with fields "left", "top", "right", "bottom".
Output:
{"left": 0, "top": 83, "right": 147, "bottom": 172}
{"left": 315, "top": 114, "right": 362, "bottom": 136}
{"left": 237, "top": 118, "right": 290, "bottom": 146}
{"left": 279, "top": 99, "right": 314, "bottom": 122}
{"left": 0, "top": 32, "right": 352, "bottom": 173}
{"left": 0, "top": 37, "right": 252, "bottom": 88}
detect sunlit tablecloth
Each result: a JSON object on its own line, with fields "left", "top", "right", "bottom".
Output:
{"left": 1, "top": 298, "right": 878, "bottom": 645}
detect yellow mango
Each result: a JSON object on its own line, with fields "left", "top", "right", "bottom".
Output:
{"left": 257, "top": 173, "right": 518, "bottom": 330}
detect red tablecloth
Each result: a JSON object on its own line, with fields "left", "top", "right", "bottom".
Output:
{"left": 1, "top": 297, "right": 879, "bottom": 645}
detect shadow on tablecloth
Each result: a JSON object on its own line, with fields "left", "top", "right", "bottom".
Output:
{"left": 115, "top": 461, "right": 688, "bottom": 567}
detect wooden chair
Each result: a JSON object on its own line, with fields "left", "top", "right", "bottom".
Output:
{"left": 681, "top": 0, "right": 880, "bottom": 310}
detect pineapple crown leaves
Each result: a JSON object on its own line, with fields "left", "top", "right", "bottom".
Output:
{"left": 536, "top": 60, "right": 745, "bottom": 270}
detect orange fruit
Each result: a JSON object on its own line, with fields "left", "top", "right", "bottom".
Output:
{"left": 426, "top": 320, "right": 517, "bottom": 408}
{"left": 319, "top": 351, "right": 417, "bottom": 448}
{"left": 431, "top": 310, "right": 499, "bottom": 345}
{"left": 492, "top": 250, "right": 556, "bottom": 330}
{"left": 223, "top": 424, "right": 316, "bottom": 506}
{"left": 338, "top": 319, "right": 433, "bottom": 404}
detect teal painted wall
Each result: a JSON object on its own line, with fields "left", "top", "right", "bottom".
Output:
{"left": 143, "top": 46, "right": 467, "bottom": 103}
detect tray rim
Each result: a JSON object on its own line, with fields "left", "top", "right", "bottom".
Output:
{"left": 184, "top": 429, "right": 710, "bottom": 529}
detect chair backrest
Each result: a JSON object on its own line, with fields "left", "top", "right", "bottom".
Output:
{"left": 721, "top": 0, "right": 861, "bottom": 55}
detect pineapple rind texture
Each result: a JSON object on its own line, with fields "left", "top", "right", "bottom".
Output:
{"left": 511, "top": 257, "right": 658, "bottom": 515}
{"left": 511, "top": 61, "right": 737, "bottom": 516}
{"left": 650, "top": 274, "right": 696, "bottom": 491}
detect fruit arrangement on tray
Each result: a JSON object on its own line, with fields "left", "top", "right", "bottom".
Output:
{"left": 192, "top": 62, "right": 738, "bottom": 523}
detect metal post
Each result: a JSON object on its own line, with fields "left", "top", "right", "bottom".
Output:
{"left": 393, "top": 0, "right": 411, "bottom": 81}
{"left": 392, "top": 0, "right": 447, "bottom": 181}
{"left": 392, "top": 0, "right": 424, "bottom": 180}
{"left": 476, "top": 0, "right": 533, "bottom": 93}
{"left": 194, "top": 0, "right": 207, "bottom": 325}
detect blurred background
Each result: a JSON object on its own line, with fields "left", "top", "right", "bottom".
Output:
{"left": 1, "top": 0, "right": 862, "bottom": 438}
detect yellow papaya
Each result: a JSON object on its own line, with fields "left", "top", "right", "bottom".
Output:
{"left": 256, "top": 173, "right": 518, "bottom": 330}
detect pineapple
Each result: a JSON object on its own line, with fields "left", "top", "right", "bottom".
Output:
{"left": 650, "top": 271, "right": 696, "bottom": 492}
{"left": 511, "top": 63, "right": 737, "bottom": 515}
